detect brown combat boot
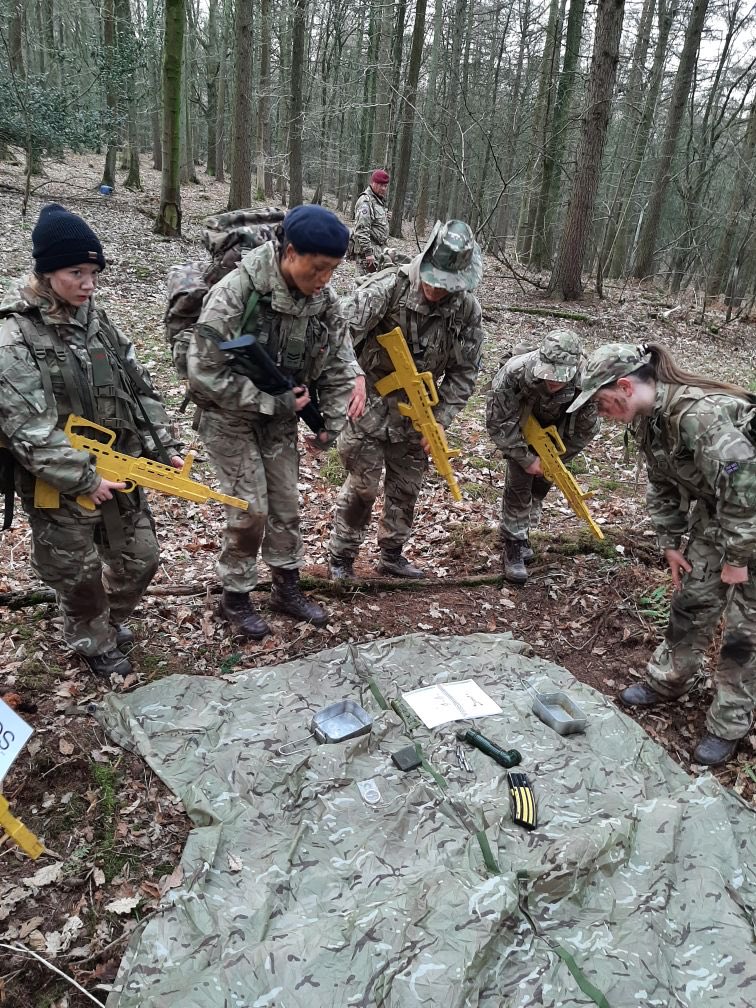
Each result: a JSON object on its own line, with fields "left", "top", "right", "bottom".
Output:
{"left": 502, "top": 539, "right": 527, "bottom": 584}
{"left": 220, "top": 590, "right": 271, "bottom": 640}
{"left": 270, "top": 568, "right": 329, "bottom": 626}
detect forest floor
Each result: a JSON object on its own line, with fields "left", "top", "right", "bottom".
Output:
{"left": 1, "top": 153, "right": 756, "bottom": 1007}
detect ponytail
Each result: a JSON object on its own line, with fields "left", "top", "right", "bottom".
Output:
{"left": 630, "top": 342, "right": 751, "bottom": 399}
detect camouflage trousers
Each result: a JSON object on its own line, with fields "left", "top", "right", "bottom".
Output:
{"left": 24, "top": 493, "right": 158, "bottom": 656}
{"left": 329, "top": 423, "right": 428, "bottom": 558}
{"left": 645, "top": 528, "right": 756, "bottom": 739}
{"left": 499, "top": 459, "right": 553, "bottom": 541}
{"left": 199, "top": 410, "right": 301, "bottom": 592}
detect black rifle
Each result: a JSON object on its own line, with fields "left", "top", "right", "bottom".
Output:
{"left": 217, "top": 333, "right": 325, "bottom": 435}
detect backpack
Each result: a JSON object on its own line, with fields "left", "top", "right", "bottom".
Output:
{"left": 164, "top": 207, "right": 285, "bottom": 380}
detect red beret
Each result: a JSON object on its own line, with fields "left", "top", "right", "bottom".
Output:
{"left": 371, "top": 169, "right": 390, "bottom": 185}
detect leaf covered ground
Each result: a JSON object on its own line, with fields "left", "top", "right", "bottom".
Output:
{"left": 1, "top": 154, "right": 755, "bottom": 1007}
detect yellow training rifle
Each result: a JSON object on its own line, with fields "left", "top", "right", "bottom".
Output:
{"left": 522, "top": 414, "right": 604, "bottom": 540}
{"left": 33, "top": 415, "right": 248, "bottom": 512}
{"left": 374, "top": 326, "right": 462, "bottom": 501}
{"left": 0, "top": 794, "right": 44, "bottom": 859}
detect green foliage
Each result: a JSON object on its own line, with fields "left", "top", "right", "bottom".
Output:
{"left": 320, "top": 446, "right": 346, "bottom": 486}
{"left": 637, "top": 585, "right": 670, "bottom": 627}
{"left": 0, "top": 75, "right": 101, "bottom": 154}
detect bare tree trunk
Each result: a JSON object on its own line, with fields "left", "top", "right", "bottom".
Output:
{"left": 227, "top": 0, "right": 254, "bottom": 209}
{"left": 205, "top": 0, "right": 219, "bottom": 175}
{"left": 531, "top": 0, "right": 586, "bottom": 268}
{"left": 155, "top": 0, "right": 186, "bottom": 237}
{"left": 631, "top": 0, "right": 710, "bottom": 279}
{"left": 708, "top": 96, "right": 756, "bottom": 296}
{"left": 547, "top": 0, "right": 626, "bottom": 300}
{"left": 100, "top": 0, "right": 118, "bottom": 189}
{"left": 517, "top": 0, "right": 562, "bottom": 259}
{"left": 389, "top": 0, "right": 427, "bottom": 237}
{"left": 256, "top": 0, "right": 273, "bottom": 198}
{"left": 288, "top": 0, "right": 307, "bottom": 206}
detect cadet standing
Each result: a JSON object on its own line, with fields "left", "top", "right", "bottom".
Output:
{"left": 187, "top": 205, "right": 364, "bottom": 639}
{"left": 0, "top": 204, "right": 182, "bottom": 677}
{"left": 486, "top": 330, "right": 600, "bottom": 583}
{"left": 352, "top": 169, "right": 390, "bottom": 275}
{"left": 328, "top": 220, "right": 483, "bottom": 580}
{"left": 568, "top": 342, "right": 756, "bottom": 766}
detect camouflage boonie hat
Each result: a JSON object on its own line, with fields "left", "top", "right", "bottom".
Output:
{"left": 532, "top": 329, "right": 583, "bottom": 382}
{"left": 567, "top": 342, "right": 651, "bottom": 412}
{"left": 419, "top": 220, "right": 482, "bottom": 292}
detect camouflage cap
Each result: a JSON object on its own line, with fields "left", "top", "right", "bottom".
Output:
{"left": 532, "top": 329, "right": 583, "bottom": 382}
{"left": 567, "top": 342, "right": 652, "bottom": 412}
{"left": 419, "top": 220, "right": 483, "bottom": 292}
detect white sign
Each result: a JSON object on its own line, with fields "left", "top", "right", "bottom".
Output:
{"left": 402, "top": 679, "right": 502, "bottom": 729}
{"left": 0, "top": 698, "right": 33, "bottom": 782}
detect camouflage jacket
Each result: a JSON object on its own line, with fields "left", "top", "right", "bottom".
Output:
{"left": 353, "top": 188, "right": 389, "bottom": 259}
{"left": 486, "top": 350, "right": 600, "bottom": 469}
{"left": 337, "top": 258, "right": 483, "bottom": 440}
{"left": 637, "top": 381, "right": 756, "bottom": 565}
{"left": 0, "top": 285, "right": 178, "bottom": 498}
{"left": 187, "top": 240, "right": 361, "bottom": 435}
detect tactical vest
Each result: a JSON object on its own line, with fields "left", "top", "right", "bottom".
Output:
{"left": 1, "top": 308, "right": 158, "bottom": 451}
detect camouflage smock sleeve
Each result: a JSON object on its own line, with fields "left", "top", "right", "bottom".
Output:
{"left": 485, "top": 359, "right": 538, "bottom": 469}
{"left": 564, "top": 400, "right": 601, "bottom": 455}
{"left": 682, "top": 400, "right": 756, "bottom": 566}
{"left": 0, "top": 317, "right": 99, "bottom": 495}
{"left": 101, "top": 311, "right": 180, "bottom": 456}
{"left": 351, "top": 195, "right": 373, "bottom": 257}
{"left": 434, "top": 299, "right": 483, "bottom": 429}
{"left": 337, "top": 271, "right": 397, "bottom": 346}
{"left": 312, "top": 298, "right": 363, "bottom": 437}
{"left": 644, "top": 469, "right": 690, "bottom": 552}
{"left": 187, "top": 267, "right": 296, "bottom": 418}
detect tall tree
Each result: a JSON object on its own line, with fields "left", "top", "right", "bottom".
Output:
{"left": 256, "top": 0, "right": 273, "bottom": 198}
{"left": 289, "top": 0, "right": 308, "bottom": 206}
{"left": 389, "top": 0, "right": 427, "bottom": 236}
{"left": 531, "top": 0, "right": 587, "bottom": 267}
{"left": 227, "top": 0, "right": 254, "bottom": 209}
{"left": 547, "top": 0, "right": 626, "bottom": 299}
{"left": 631, "top": 0, "right": 710, "bottom": 278}
{"left": 155, "top": 0, "right": 186, "bottom": 236}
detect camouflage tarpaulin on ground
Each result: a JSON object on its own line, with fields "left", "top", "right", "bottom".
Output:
{"left": 96, "top": 632, "right": 756, "bottom": 1007}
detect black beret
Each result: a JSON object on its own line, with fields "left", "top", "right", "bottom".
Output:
{"left": 32, "top": 203, "right": 106, "bottom": 273}
{"left": 283, "top": 204, "right": 350, "bottom": 258}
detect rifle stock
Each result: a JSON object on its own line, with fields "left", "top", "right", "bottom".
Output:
{"left": 33, "top": 416, "right": 248, "bottom": 512}
{"left": 374, "top": 326, "right": 462, "bottom": 501}
{"left": 521, "top": 414, "right": 604, "bottom": 540}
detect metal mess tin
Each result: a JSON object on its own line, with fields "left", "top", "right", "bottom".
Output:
{"left": 529, "top": 687, "right": 587, "bottom": 735}
{"left": 278, "top": 700, "right": 373, "bottom": 754}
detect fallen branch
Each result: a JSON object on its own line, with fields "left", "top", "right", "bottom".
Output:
{"left": 504, "top": 305, "right": 595, "bottom": 323}
{"left": 0, "top": 567, "right": 562, "bottom": 609}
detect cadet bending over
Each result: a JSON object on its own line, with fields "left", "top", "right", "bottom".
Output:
{"left": 486, "top": 330, "right": 600, "bottom": 583}
{"left": 187, "top": 205, "right": 364, "bottom": 639}
{"left": 328, "top": 220, "right": 483, "bottom": 580}
{"left": 569, "top": 342, "right": 756, "bottom": 766}
{"left": 0, "top": 204, "right": 181, "bottom": 677}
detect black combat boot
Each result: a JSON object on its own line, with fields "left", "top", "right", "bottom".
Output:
{"left": 270, "top": 568, "right": 329, "bottom": 626}
{"left": 691, "top": 733, "right": 741, "bottom": 766}
{"left": 83, "top": 648, "right": 133, "bottom": 677}
{"left": 113, "top": 624, "right": 134, "bottom": 648}
{"left": 618, "top": 682, "right": 667, "bottom": 707}
{"left": 522, "top": 538, "right": 535, "bottom": 564}
{"left": 376, "top": 551, "right": 426, "bottom": 579}
{"left": 328, "top": 553, "right": 355, "bottom": 581}
{"left": 502, "top": 539, "right": 527, "bottom": 584}
{"left": 220, "top": 590, "right": 271, "bottom": 640}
